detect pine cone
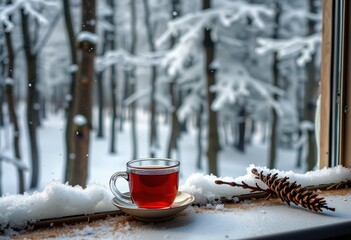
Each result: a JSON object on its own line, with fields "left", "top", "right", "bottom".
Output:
{"left": 252, "top": 168, "right": 335, "bottom": 212}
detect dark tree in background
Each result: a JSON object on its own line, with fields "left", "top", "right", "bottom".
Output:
{"left": 68, "top": 0, "right": 96, "bottom": 187}
{"left": 107, "top": 0, "right": 119, "bottom": 154}
{"left": 62, "top": 0, "right": 78, "bottom": 182}
{"left": 166, "top": 0, "right": 181, "bottom": 160}
{"left": 304, "top": 0, "right": 318, "bottom": 170}
{"left": 4, "top": 0, "right": 24, "bottom": 193}
{"left": 129, "top": 0, "right": 138, "bottom": 160}
{"left": 203, "top": 0, "right": 220, "bottom": 176}
{"left": 21, "top": 9, "right": 41, "bottom": 189}
{"left": 143, "top": 0, "right": 158, "bottom": 158}
{"left": 268, "top": 0, "right": 281, "bottom": 169}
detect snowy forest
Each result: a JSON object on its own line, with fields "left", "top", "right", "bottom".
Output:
{"left": 0, "top": 0, "right": 322, "bottom": 195}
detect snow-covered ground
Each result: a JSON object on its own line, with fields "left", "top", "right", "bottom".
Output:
{"left": 1, "top": 108, "right": 301, "bottom": 195}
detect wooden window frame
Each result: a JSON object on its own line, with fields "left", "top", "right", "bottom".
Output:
{"left": 320, "top": 0, "right": 351, "bottom": 168}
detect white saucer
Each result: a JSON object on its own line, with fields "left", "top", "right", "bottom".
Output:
{"left": 112, "top": 191, "right": 195, "bottom": 222}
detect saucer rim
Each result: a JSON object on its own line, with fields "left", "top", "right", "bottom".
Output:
{"left": 112, "top": 191, "right": 195, "bottom": 211}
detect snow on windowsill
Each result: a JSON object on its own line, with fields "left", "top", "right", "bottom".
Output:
{"left": 1, "top": 165, "right": 350, "bottom": 230}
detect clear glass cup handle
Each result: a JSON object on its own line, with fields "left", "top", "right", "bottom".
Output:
{"left": 109, "top": 171, "right": 132, "bottom": 204}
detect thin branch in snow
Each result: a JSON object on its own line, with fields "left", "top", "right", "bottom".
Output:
{"left": 33, "top": 9, "right": 61, "bottom": 55}
{"left": 0, "top": 0, "right": 59, "bottom": 32}
{"left": 123, "top": 87, "right": 151, "bottom": 107}
{"left": 0, "top": 154, "right": 29, "bottom": 171}
{"left": 96, "top": 49, "right": 162, "bottom": 72}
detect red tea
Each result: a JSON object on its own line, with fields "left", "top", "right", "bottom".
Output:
{"left": 129, "top": 166, "right": 179, "bottom": 209}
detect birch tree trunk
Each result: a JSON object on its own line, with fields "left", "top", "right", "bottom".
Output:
{"left": 203, "top": 0, "right": 220, "bottom": 176}
{"left": 69, "top": 0, "right": 96, "bottom": 187}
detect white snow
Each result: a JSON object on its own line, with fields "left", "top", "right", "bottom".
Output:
{"left": 0, "top": 165, "right": 350, "bottom": 230}
{"left": 4, "top": 78, "right": 14, "bottom": 85}
{"left": 180, "top": 165, "right": 351, "bottom": 205}
{"left": 256, "top": 33, "right": 321, "bottom": 67}
{"left": 67, "top": 64, "right": 78, "bottom": 73}
{"left": 73, "top": 114, "right": 87, "bottom": 126}
{"left": 77, "top": 31, "right": 99, "bottom": 44}
{"left": 0, "top": 181, "right": 115, "bottom": 229}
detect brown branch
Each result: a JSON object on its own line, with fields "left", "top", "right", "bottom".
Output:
{"left": 215, "top": 180, "right": 275, "bottom": 198}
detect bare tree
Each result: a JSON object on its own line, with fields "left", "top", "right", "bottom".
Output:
{"left": 20, "top": 9, "right": 40, "bottom": 189}
{"left": 166, "top": 0, "right": 181, "bottom": 159}
{"left": 129, "top": 0, "right": 138, "bottom": 160}
{"left": 68, "top": 0, "right": 96, "bottom": 187}
{"left": 304, "top": 0, "right": 318, "bottom": 170}
{"left": 18, "top": 2, "right": 61, "bottom": 189}
{"left": 107, "top": 0, "right": 118, "bottom": 154}
{"left": 142, "top": 0, "right": 157, "bottom": 157}
{"left": 3, "top": 0, "right": 24, "bottom": 193}
{"left": 268, "top": 1, "right": 281, "bottom": 169}
{"left": 62, "top": 0, "right": 78, "bottom": 182}
{"left": 203, "top": 0, "right": 220, "bottom": 176}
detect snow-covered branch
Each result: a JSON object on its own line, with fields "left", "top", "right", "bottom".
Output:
{"left": 33, "top": 9, "right": 61, "bottom": 55}
{"left": 0, "top": 0, "right": 59, "bottom": 32}
{"left": 282, "top": 6, "right": 322, "bottom": 23}
{"left": 256, "top": 33, "right": 321, "bottom": 67}
{"left": 95, "top": 49, "right": 162, "bottom": 71}
{"left": 123, "top": 82, "right": 173, "bottom": 110}
{"left": 161, "top": 38, "right": 200, "bottom": 77}
{"left": 210, "top": 64, "right": 284, "bottom": 115}
{"left": 0, "top": 154, "right": 29, "bottom": 171}
{"left": 178, "top": 81, "right": 204, "bottom": 122}
{"left": 157, "top": 1, "right": 273, "bottom": 47}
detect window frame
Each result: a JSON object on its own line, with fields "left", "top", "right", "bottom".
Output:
{"left": 320, "top": 0, "right": 351, "bottom": 168}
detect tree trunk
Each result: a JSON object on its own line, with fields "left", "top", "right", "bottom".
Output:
{"left": 96, "top": 25, "right": 109, "bottom": 139}
{"left": 304, "top": 0, "right": 318, "bottom": 171}
{"left": 236, "top": 106, "right": 246, "bottom": 152}
{"left": 21, "top": 10, "right": 40, "bottom": 189}
{"left": 130, "top": 0, "right": 138, "bottom": 160}
{"left": 166, "top": 0, "right": 181, "bottom": 159}
{"left": 109, "top": 64, "right": 118, "bottom": 154}
{"left": 203, "top": 0, "right": 220, "bottom": 176}
{"left": 296, "top": 129, "right": 303, "bottom": 168}
{"left": 0, "top": 41, "right": 4, "bottom": 128}
{"left": 62, "top": 0, "right": 78, "bottom": 182}
{"left": 166, "top": 82, "right": 180, "bottom": 158}
{"left": 69, "top": 0, "right": 96, "bottom": 187}
{"left": 4, "top": 11, "right": 25, "bottom": 193}
{"left": 107, "top": 0, "right": 118, "bottom": 154}
{"left": 196, "top": 105, "right": 204, "bottom": 169}
{"left": 142, "top": 0, "right": 158, "bottom": 158}
{"left": 268, "top": 1, "right": 280, "bottom": 169}
{"left": 96, "top": 70, "right": 105, "bottom": 138}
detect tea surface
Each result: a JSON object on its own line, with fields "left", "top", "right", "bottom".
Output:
{"left": 129, "top": 171, "right": 179, "bottom": 208}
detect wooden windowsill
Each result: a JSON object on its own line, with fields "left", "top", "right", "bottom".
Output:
{"left": 13, "top": 187, "right": 351, "bottom": 239}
